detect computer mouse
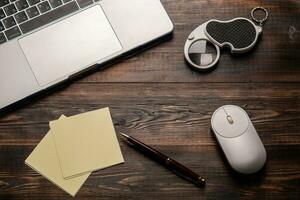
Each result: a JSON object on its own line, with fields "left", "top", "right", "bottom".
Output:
{"left": 211, "top": 105, "right": 267, "bottom": 174}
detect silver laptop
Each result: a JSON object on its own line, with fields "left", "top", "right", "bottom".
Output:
{"left": 0, "top": 0, "right": 173, "bottom": 110}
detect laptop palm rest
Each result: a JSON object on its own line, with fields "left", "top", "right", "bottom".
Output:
{"left": 19, "top": 5, "right": 122, "bottom": 87}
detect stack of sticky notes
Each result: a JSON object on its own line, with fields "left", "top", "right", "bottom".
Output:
{"left": 25, "top": 107, "right": 124, "bottom": 196}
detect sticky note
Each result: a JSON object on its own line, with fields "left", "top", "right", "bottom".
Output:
{"left": 25, "top": 116, "right": 90, "bottom": 196}
{"left": 50, "top": 107, "right": 124, "bottom": 179}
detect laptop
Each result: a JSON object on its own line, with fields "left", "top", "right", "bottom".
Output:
{"left": 0, "top": 0, "right": 173, "bottom": 111}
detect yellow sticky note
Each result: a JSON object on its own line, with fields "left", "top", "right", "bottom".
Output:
{"left": 50, "top": 107, "right": 124, "bottom": 179}
{"left": 25, "top": 116, "right": 90, "bottom": 197}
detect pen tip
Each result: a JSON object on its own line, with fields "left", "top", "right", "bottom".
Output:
{"left": 119, "top": 132, "right": 129, "bottom": 139}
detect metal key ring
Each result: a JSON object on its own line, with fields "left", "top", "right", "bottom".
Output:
{"left": 251, "top": 7, "right": 268, "bottom": 26}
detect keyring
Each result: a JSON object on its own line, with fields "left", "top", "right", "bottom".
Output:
{"left": 251, "top": 7, "right": 268, "bottom": 26}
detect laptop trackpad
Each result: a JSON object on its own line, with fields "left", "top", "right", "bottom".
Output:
{"left": 19, "top": 5, "right": 122, "bottom": 87}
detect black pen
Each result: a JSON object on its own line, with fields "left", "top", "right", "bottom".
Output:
{"left": 120, "top": 132, "right": 206, "bottom": 187}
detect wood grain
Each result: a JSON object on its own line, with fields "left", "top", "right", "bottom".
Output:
{"left": 73, "top": 0, "right": 300, "bottom": 83}
{"left": 0, "top": 0, "right": 299, "bottom": 199}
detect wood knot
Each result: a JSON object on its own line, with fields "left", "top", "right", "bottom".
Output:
{"left": 288, "top": 26, "right": 297, "bottom": 40}
{"left": 118, "top": 176, "right": 145, "bottom": 186}
{"left": 0, "top": 180, "right": 9, "bottom": 189}
{"left": 115, "top": 118, "right": 126, "bottom": 126}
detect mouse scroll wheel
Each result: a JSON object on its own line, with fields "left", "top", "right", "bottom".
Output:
{"left": 227, "top": 116, "right": 234, "bottom": 124}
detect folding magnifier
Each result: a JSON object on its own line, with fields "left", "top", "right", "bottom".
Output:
{"left": 184, "top": 7, "right": 268, "bottom": 71}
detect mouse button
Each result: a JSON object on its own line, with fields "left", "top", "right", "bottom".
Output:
{"left": 225, "top": 106, "right": 249, "bottom": 134}
{"left": 212, "top": 106, "right": 249, "bottom": 138}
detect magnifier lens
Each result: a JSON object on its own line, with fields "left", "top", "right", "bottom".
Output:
{"left": 188, "top": 39, "right": 218, "bottom": 68}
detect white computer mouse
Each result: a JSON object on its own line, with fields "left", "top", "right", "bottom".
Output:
{"left": 211, "top": 105, "right": 267, "bottom": 174}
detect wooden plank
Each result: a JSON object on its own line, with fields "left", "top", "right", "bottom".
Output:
{"left": 69, "top": 0, "right": 300, "bottom": 83}
{"left": 0, "top": 83, "right": 299, "bottom": 146}
{"left": 0, "top": 145, "right": 299, "bottom": 200}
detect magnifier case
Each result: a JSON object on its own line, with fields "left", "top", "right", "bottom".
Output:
{"left": 184, "top": 18, "right": 262, "bottom": 71}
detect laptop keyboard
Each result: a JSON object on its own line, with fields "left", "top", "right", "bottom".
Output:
{"left": 0, "top": 0, "right": 100, "bottom": 45}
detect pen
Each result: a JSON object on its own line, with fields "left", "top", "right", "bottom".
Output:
{"left": 120, "top": 132, "right": 206, "bottom": 187}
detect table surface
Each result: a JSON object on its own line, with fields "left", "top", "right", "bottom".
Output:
{"left": 0, "top": 0, "right": 299, "bottom": 199}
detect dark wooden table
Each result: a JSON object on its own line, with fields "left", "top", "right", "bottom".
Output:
{"left": 1, "top": 0, "right": 299, "bottom": 199}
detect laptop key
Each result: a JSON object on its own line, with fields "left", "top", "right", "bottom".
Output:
{"left": 2, "top": 16, "right": 16, "bottom": 28}
{"left": 0, "top": 0, "right": 9, "bottom": 7}
{"left": 37, "top": 1, "right": 51, "bottom": 13}
{"left": 49, "top": 0, "right": 62, "bottom": 8}
{"left": 62, "top": 0, "right": 72, "bottom": 3}
{"left": 76, "top": 0, "right": 93, "bottom": 8}
{"left": 15, "top": 0, "right": 29, "bottom": 11}
{"left": 0, "top": 32, "right": 6, "bottom": 44}
{"left": 4, "top": 4, "right": 17, "bottom": 16}
{"left": 27, "top": 0, "right": 40, "bottom": 6}
{"left": 20, "top": 1, "right": 79, "bottom": 34}
{"left": 5, "top": 26, "right": 21, "bottom": 40}
{"left": 0, "top": 21, "right": 4, "bottom": 31}
{"left": 15, "top": 11, "right": 28, "bottom": 23}
{"left": 26, "top": 6, "right": 39, "bottom": 18}
{"left": 0, "top": 9, "right": 5, "bottom": 19}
